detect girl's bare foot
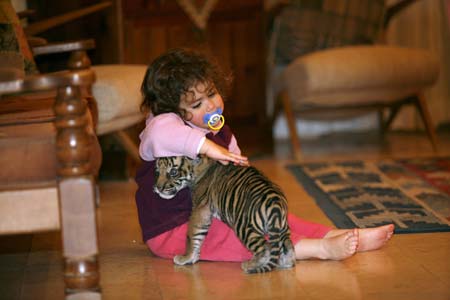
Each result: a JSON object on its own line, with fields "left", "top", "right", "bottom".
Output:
{"left": 357, "top": 224, "right": 394, "bottom": 252}
{"left": 325, "top": 224, "right": 394, "bottom": 252}
{"left": 295, "top": 229, "right": 359, "bottom": 260}
{"left": 318, "top": 229, "right": 359, "bottom": 260}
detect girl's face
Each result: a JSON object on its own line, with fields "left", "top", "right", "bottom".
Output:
{"left": 179, "top": 81, "right": 224, "bottom": 130}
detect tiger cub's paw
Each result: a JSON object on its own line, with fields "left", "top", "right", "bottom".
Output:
{"left": 278, "top": 251, "right": 296, "bottom": 269}
{"left": 173, "top": 254, "right": 198, "bottom": 265}
{"left": 278, "top": 240, "right": 296, "bottom": 269}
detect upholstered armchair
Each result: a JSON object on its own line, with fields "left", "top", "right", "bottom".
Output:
{"left": 267, "top": 0, "right": 440, "bottom": 160}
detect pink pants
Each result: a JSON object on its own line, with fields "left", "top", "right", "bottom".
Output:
{"left": 147, "top": 213, "right": 332, "bottom": 262}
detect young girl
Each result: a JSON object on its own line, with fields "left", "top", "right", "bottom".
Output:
{"left": 135, "top": 48, "right": 394, "bottom": 262}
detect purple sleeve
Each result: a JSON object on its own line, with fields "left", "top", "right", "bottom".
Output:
{"left": 139, "top": 113, "right": 206, "bottom": 161}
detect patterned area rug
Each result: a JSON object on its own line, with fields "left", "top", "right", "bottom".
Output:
{"left": 287, "top": 157, "right": 450, "bottom": 233}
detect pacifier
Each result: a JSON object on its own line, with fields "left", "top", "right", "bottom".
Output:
{"left": 203, "top": 108, "right": 225, "bottom": 130}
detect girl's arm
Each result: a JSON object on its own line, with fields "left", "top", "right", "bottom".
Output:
{"left": 139, "top": 113, "right": 248, "bottom": 165}
{"left": 199, "top": 138, "right": 248, "bottom": 166}
{"left": 139, "top": 113, "right": 205, "bottom": 161}
{"left": 198, "top": 133, "right": 248, "bottom": 166}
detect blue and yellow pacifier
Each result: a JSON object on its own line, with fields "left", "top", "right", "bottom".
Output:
{"left": 203, "top": 108, "right": 225, "bottom": 131}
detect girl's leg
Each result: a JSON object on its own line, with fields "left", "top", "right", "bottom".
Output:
{"left": 147, "top": 219, "right": 252, "bottom": 262}
{"left": 287, "top": 214, "right": 358, "bottom": 260}
{"left": 199, "top": 219, "right": 253, "bottom": 261}
{"left": 147, "top": 224, "right": 189, "bottom": 260}
{"left": 288, "top": 214, "right": 394, "bottom": 260}
{"left": 148, "top": 215, "right": 395, "bottom": 262}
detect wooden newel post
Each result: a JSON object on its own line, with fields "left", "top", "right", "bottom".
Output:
{"left": 54, "top": 85, "right": 100, "bottom": 298}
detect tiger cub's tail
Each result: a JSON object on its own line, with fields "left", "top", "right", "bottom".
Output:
{"left": 242, "top": 226, "right": 296, "bottom": 273}
{"left": 242, "top": 234, "right": 295, "bottom": 273}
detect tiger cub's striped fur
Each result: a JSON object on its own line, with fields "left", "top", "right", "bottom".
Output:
{"left": 154, "top": 156, "right": 296, "bottom": 273}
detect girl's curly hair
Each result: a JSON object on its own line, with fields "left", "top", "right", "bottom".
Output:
{"left": 140, "top": 48, "right": 232, "bottom": 119}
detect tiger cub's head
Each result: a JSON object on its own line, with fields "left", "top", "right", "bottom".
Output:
{"left": 154, "top": 156, "right": 211, "bottom": 199}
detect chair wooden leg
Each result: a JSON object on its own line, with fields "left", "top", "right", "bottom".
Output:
{"left": 414, "top": 93, "right": 438, "bottom": 151}
{"left": 55, "top": 86, "right": 101, "bottom": 298}
{"left": 60, "top": 178, "right": 100, "bottom": 297}
{"left": 271, "top": 90, "right": 283, "bottom": 126}
{"left": 377, "top": 109, "right": 384, "bottom": 134}
{"left": 382, "top": 103, "right": 403, "bottom": 133}
{"left": 279, "top": 91, "right": 302, "bottom": 161}
{"left": 113, "top": 130, "right": 142, "bottom": 163}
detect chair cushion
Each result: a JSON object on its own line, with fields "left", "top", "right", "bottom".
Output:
{"left": 281, "top": 45, "right": 439, "bottom": 109}
{"left": 91, "top": 64, "right": 147, "bottom": 124}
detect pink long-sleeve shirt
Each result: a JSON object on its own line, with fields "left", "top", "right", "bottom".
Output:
{"left": 139, "top": 112, "right": 241, "bottom": 161}
{"left": 135, "top": 112, "right": 242, "bottom": 241}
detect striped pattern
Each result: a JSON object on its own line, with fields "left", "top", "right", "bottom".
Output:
{"left": 155, "top": 156, "right": 296, "bottom": 273}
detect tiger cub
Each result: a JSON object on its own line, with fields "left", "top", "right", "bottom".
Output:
{"left": 154, "top": 156, "right": 296, "bottom": 273}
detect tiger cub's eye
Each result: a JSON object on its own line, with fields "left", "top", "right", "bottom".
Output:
{"left": 169, "top": 168, "right": 179, "bottom": 177}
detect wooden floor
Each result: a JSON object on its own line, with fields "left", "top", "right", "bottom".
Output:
{"left": 1, "top": 130, "right": 449, "bottom": 300}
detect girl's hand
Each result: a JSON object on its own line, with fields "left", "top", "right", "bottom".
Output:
{"left": 200, "top": 139, "right": 249, "bottom": 166}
